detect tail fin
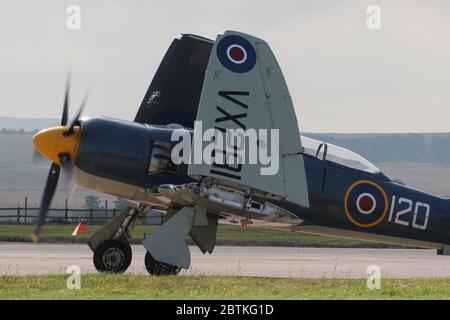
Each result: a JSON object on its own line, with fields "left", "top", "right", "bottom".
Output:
{"left": 134, "top": 34, "right": 213, "bottom": 128}
{"left": 188, "top": 30, "right": 309, "bottom": 208}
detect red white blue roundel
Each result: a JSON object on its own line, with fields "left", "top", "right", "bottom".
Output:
{"left": 216, "top": 35, "right": 257, "bottom": 73}
{"left": 344, "top": 180, "right": 388, "bottom": 228}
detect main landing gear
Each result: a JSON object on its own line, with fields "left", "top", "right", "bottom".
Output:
{"left": 88, "top": 205, "right": 146, "bottom": 273}
{"left": 87, "top": 205, "right": 218, "bottom": 276}
{"left": 93, "top": 239, "right": 132, "bottom": 273}
{"left": 144, "top": 251, "right": 181, "bottom": 276}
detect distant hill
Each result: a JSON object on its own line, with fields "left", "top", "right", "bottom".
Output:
{"left": 305, "top": 132, "right": 450, "bottom": 164}
{"left": 2, "top": 118, "right": 450, "bottom": 199}
{"left": 0, "top": 117, "right": 58, "bottom": 132}
{"left": 3, "top": 117, "right": 450, "bottom": 164}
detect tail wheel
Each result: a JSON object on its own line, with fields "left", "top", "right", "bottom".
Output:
{"left": 144, "top": 251, "right": 181, "bottom": 276}
{"left": 93, "top": 239, "right": 132, "bottom": 273}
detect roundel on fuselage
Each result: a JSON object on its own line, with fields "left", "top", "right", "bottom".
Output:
{"left": 344, "top": 180, "right": 388, "bottom": 228}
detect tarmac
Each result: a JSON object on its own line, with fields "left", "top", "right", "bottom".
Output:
{"left": 1, "top": 243, "right": 449, "bottom": 278}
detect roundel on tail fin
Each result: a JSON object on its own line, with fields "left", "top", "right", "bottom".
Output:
{"left": 216, "top": 35, "right": 257, "bottom": 73}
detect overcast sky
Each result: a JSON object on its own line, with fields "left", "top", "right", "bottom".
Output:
{"left": 1, "top": 1, "right": 450, "bottom": 133}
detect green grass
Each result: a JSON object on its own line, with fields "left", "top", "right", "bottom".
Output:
{"left": 0, "top": 224, "right": 400, "bottom": 248}
{"left": 0, "top": 274, "right": 449, "bottom": 299}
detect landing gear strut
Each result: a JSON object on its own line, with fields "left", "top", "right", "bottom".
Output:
{"left": 88, "top": 205, "right": 147, "bottom": 273}
{"left": 88, "top": 204, "right": 218, "bottom": 275}
{"left": 142, "top": 206, "right": 218, "bottom": 276}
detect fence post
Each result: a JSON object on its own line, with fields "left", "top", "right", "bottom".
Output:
{"left": 89, "top": 208, "right": 93, "bottom": 225}
{"left": 17, "top": 207, "right": 20, "bottom": 224}
{"left": 113, "top": 208, "right": 116, "bottom": 218}
{"left": 24, "top": 197, "right": 28, "bottom": 224}
{"left": 65, "top": 198, "right": 68, "bottom": 223}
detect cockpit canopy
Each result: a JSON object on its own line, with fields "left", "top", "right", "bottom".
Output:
{"left": 301, "top": 136, "right": 381, "bottom": 174}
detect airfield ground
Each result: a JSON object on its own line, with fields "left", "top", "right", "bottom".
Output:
{"left": 0, "top": 274, "right": 449, "bottom": 299}
{"left": 2, "top": 243, "right": 449, "bottom": 277}
{"left": 1, "top": 225, "right": 449, "bottom": 300}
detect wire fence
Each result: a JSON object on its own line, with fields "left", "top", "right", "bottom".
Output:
{"left": 0, "top": 206, "right": 164, "bottom": 225}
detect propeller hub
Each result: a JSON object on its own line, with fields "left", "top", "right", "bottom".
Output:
{"left": 33, "top": 126, "right": 81, "bottom": 165}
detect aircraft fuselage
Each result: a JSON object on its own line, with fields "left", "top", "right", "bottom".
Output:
{"left": 70, "top": 116, "right": 450, "bottom": 252}
{"left": 283, "top": 155, "right": 450, "bottom": 251}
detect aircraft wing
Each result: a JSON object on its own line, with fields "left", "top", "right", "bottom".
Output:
{"left": 188, "top": 30, "right": 309, "bottom": 208}
{"left": 134, "top": 34, "right": 214, "bottom": 128}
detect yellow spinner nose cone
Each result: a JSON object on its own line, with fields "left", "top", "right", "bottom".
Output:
{"left": 33, "top": 126, "right": 80, "bottom": 164}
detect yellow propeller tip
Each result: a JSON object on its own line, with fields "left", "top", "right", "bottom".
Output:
{"left": 31, "top": 234, "right": 40, "bottom": 243}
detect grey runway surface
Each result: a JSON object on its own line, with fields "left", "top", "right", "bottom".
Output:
{"left": 1, "top": 243, "right": 449, "bottom": 278}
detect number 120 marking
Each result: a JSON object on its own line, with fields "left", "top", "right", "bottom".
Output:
{"left": 388, "top": 195, "right": 430, "bottom": 230}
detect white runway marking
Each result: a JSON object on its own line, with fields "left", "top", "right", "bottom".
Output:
{"left": 0, "top": 243, "right": 449, "bottom": 278}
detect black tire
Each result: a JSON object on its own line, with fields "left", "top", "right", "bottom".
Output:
{"left": 144, "top": 251, "right": 181, "bottom": 276}
{"left": 93, "top": 240, "right": 132, "bottom": 273}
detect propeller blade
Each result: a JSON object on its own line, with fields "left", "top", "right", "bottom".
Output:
{"left": 61, "top": 75, "right": 70, "bottom": 126}
{"left": 65, "top": 91, "right": 88, "bottom": 135}
{"left": 66, "top": 182, "right": 78, "bottom": 209}
{"left": 32, "top": 162, "right": 61, "bottom": 242}
{"left": 60, "top": 156, "right": 74, "bottom": 191}
{"left": 59, "top": 154, "right": 76, "bottom": 205}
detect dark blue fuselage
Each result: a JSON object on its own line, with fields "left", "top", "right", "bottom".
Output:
{"left": 75, "top": 116, "right": 450, "bottom": 247}
{"left": 286, "top": 155, "right": 450, "bottom": 246}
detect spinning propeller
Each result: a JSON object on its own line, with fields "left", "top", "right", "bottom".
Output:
{"left": 31, "top": 76, "right": 86, "bottom": 242}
